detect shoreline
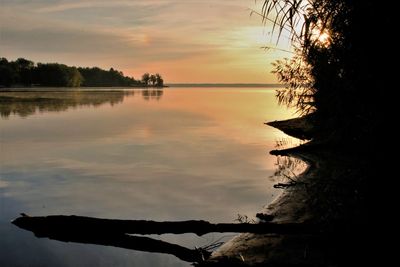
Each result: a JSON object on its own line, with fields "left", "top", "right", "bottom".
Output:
{"left": 0, "top": 86, "right": 167, "bottom": 91}
{"left": 266, "top": 115, "right": 315, "bottom": 141}
{"left": 204, "top": 148, "right": 317, "bottom": 265}
{"left": 202, "top": 117, "right": 368, "bottom": 266}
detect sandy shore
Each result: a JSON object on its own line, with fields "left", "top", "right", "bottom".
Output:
{"left": 201, "top": 117, "right": 369, "bottom": 266}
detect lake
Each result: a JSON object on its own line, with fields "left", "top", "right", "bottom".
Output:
{"left": 0, "top": 87, "right": 299, "bottom": 266}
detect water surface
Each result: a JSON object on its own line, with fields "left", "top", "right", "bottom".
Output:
{"left": 0, "top": 88, "right": 296, "bottom": 266}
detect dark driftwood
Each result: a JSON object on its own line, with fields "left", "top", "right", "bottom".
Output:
{"left": 13, "top": 215, "right": 208, "bottom": 262}
{"left": 12, "top": 215, "right": 315, "bottom": 237}
{"left": 12, "top": 215, "right": 316, "bottom": 263}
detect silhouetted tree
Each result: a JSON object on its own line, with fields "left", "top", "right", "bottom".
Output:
{"left": 15, "top": 58, "right": 34, "bottom": 86}
{"left": 141, "top": 73, "right": 150, "bottom": 86}
{"left": 260, "top": 0, "right": 386, "bottom": 144}
{"left": 0, "top": 58, "right": 15, "bottom": 87}
{"left": 149, "top": 74, "right": 157, "bottom": 86}
{"left": 77, "top": 66, "right": 138, "bottom": 87}
{"left": 67, "top": 67, "right": 83, "bottom": 87}
{"left": 155, "top": 73, "right": 164, "bottom": 87}
{"left": 33, "top": 63, "right": 83, "bottom": 87}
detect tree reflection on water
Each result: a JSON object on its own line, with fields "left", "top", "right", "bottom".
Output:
{"left": 0, "top": 89, "right": 164, "bottom": 118}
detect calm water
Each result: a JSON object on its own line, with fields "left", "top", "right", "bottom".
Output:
{"left": 0, "top": 88, "right": 297, "bottom": 267}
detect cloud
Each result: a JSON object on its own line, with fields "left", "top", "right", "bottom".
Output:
{"left": 0, "top": 0, "right": 282, "bottom": 82}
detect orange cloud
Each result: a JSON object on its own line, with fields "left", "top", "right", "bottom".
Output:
{"left": 1, "top": 0, "right": 289, "bottom": 83}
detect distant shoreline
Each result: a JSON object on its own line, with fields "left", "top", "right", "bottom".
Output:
{"left": 0, "top": 86, "right": 167, "bottom": 92}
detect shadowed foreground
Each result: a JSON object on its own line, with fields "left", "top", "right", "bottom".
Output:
{"left": 201, "top": 117, "right": 373, "bottom": 266}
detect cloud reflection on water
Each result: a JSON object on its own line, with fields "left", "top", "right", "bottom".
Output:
{"left": 0, "top": 88, "right": 296, "bottom": 267}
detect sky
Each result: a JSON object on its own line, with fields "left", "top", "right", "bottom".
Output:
{"left": 0, "top": 0, "right": 292, "bottom": 83}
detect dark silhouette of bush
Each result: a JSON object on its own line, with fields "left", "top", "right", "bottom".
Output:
{"left": 261, "top": 0, "right": 389, "bottom": 146}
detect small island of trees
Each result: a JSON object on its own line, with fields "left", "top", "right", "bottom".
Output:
{"left": 0, "top": 57, "right": 165, "bottom": 88}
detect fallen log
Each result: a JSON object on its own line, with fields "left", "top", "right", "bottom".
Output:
{"left": 12, "top": 214, "right": 315, "bottom": 237}
{"left": 13, "top": 215, "right": 208, "bottom": 262}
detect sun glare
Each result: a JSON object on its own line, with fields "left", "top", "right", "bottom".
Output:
{"left": 317, "top": 32, "right": 330, "bottom": 45}
{"left": 312, "top": 28, "right": 331, "bottom": 47}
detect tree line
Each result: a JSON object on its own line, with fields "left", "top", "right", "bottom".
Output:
{"left": 0, "top": 57, "right": 164, "bottom": 88}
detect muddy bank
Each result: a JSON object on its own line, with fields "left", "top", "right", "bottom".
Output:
{"left": 202, "top": 117, "right": 369, "bottom": 266}
{"left": 266, "top": 115, "right": 315, "bottom": 140}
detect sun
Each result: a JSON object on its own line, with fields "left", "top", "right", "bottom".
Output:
{"left": 317, "top": 32, "right": 330, "bottom": 45}
{"left": 311, "top": 28, "right": 331, "bottom": 47}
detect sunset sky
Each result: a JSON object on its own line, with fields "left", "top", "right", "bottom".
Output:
{"left": 0, "top": 0, "right": 292, "bottom": 83}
